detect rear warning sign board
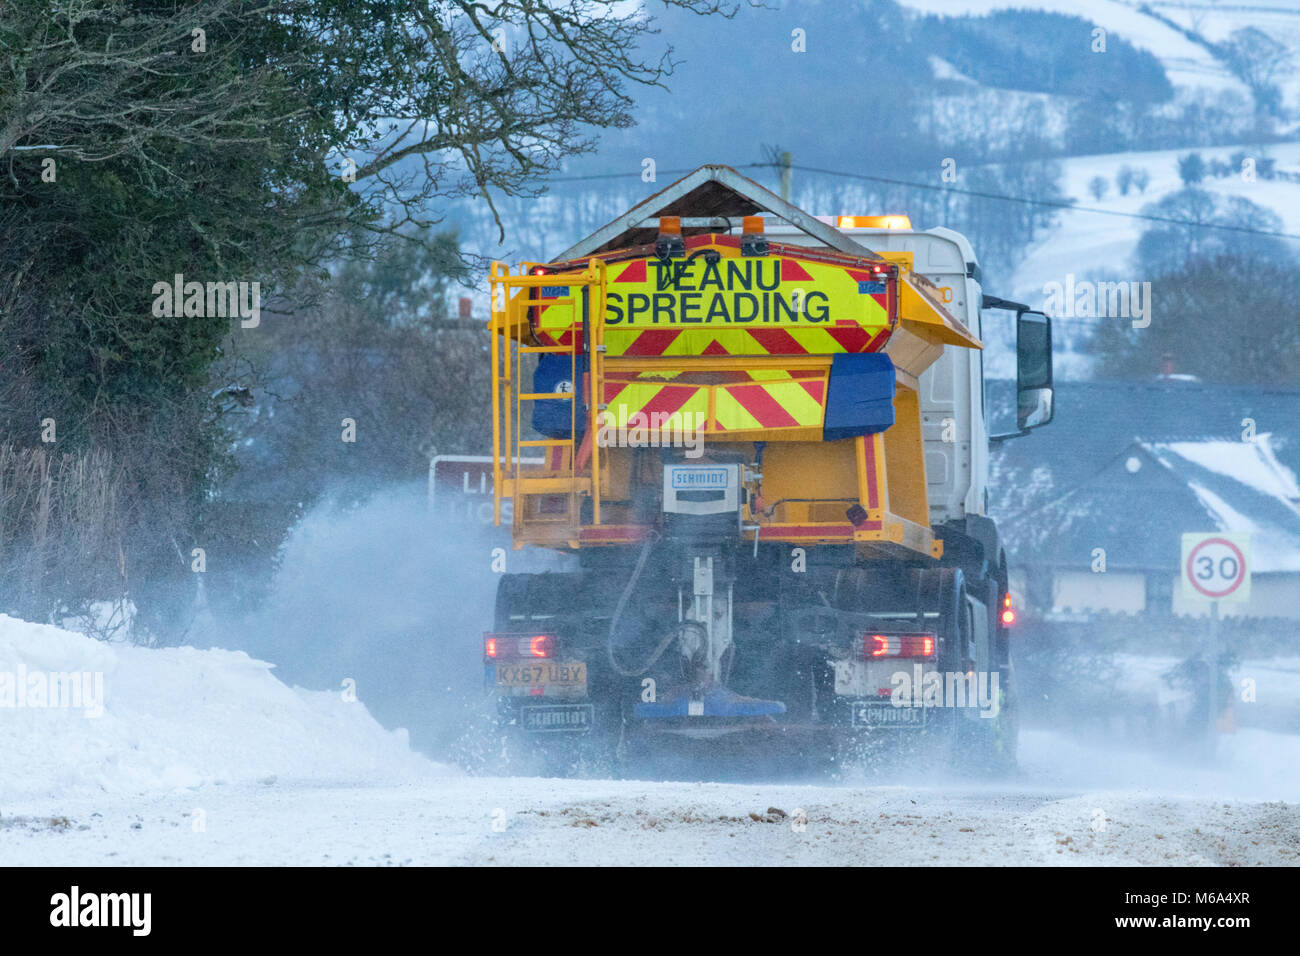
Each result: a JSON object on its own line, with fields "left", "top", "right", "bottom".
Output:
{"left": 531, "top": 246, "right": 897, "bottom": 357}
{"left": 1181, "top": 532, "right": 1251, "bottom": 602}
{"left": 601, "top": 255, "right": 885, "bottom": 327}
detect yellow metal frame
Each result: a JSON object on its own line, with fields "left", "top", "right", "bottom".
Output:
{"left": 491, "top": 259, "right": 607, "bottom": 546}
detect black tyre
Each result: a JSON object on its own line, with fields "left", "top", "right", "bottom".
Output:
{"left": 958, "top": 577, "right": 1019, "bottom": 776}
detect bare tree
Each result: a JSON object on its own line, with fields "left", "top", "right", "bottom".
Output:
{"left": 1220, "top": 27, "right": 1291, "bottom": 118}
{"left": 1, "top": 0, "right": 752, "bottom": 638}
{"left": 0, "top": 1, "right": 296, "bottom": 165}
{"left": 3, "top": 0, "right": 749, "bottom": 243}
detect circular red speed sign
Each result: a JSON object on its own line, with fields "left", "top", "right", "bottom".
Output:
{"left": 1185, "top": 537, "right": 1247, "bottom": 599}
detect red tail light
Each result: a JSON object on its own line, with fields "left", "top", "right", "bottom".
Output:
{"left": 862, "top": 633, "right": 935, "bottom": 658}
{"left": 484, "top": 634, "right": 555, "bottom": 660}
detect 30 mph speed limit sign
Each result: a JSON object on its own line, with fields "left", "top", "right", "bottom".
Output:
{"left": 1181, "top": 532, "right": 1251, "bottom": 603}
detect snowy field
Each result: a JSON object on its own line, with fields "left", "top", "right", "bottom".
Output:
{"left": 2, "top": 614, "right": 1297, "bottom": 866}
{"left": 902, "top": 0, "right": 1300, "bottom": 105}
{"left": 1008, "top": 142, "right": 1300, "bottom": 307}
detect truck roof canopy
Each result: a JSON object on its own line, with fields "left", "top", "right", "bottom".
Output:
{"left": 555, "top": 164, "right": 880, "bottom": 262}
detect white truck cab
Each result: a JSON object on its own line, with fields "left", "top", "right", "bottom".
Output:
{"left": 750, "top": 219, "right": 991, "bottom": 527}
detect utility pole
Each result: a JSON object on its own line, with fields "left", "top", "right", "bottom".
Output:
{"left": 780, "top": 151, "right": 792, "bottom": 203}
{"left": 1180, "top": 532, "right": 1248, "bottom": 758}
{"left": 1207, "top": 600, "right": 1220, "bottom": 750}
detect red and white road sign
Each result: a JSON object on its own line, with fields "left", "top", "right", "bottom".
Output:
{"left": 1181, "top": 532, "right": 1251, "bottom": 603}
{"left": 427, "top": 455, "right": 541, "bottom": 526}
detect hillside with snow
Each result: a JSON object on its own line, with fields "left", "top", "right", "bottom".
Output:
{"left": 1008, "top": 141, "right": 1300, "bottom": 306}
{"left": 904, "top": 0, "right": 1300, "bottom": 110}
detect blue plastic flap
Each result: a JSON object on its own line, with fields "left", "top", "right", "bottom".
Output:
{"left": 823, "top": 353, "right": 896, "bottom": 441}
{"left": 531, "top": 353, "right": 586, "bottom": 439}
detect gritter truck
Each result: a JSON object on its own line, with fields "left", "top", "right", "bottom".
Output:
{"left": 483, "top": 165, "right": 1053, "bottom": 775}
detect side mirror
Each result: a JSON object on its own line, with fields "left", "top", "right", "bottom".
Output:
{"left": 1016, "top": 310, "right": 1053, "bottom": 431}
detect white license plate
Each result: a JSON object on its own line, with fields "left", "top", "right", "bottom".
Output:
{"left": 495, "top": 660, "right": 586, "bottom": 688}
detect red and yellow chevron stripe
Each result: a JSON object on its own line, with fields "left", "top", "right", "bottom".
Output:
{"left": 592, "top": 324, "right": 889, "bottom": 357}
{"left": 713, "top": 378, "right": 826, "bottom": 431}
{"left": 601, "top": 371, "right": 829, "bottom": 434}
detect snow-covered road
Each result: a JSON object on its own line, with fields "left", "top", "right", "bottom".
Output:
{"left": 4, "top": 729, "right": 1298, "bottom": 867}
{"left": 3, "top": 776, "right": 1296, "bottom": 867}
{"left": 2, "top": 614, "right": 1296, "bottom": 866}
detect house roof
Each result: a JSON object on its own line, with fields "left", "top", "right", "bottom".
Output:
{"left": 1146, "top": 439, "right": 1300, "bottom": 573}
{"left": 988, "top": 379, "right": 1300, "bottom": 573}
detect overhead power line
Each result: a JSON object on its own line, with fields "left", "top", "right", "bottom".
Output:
{"left": 545, "top": 160, "right": 1300, "bottom": 242}
{"left": 787, "top": 162, "right": 1300, "bottom": 242}
{"left": 545, "top": 162, "right": 770, "bottom": 183}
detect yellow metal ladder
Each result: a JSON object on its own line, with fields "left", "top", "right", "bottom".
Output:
{"left": 490, "top": 259, "right": 606, "bottom": 546}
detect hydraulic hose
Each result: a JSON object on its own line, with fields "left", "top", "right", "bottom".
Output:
{"left": 606, "top": 530, "right": 680, "bottom": 677}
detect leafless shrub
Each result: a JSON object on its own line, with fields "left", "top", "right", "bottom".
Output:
{"left": 0, "top": 444, "right": 128, "bottom": 633}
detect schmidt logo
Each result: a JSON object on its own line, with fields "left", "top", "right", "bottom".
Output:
{"left": 672, "top": 468, "right": 728, "bottom": 489}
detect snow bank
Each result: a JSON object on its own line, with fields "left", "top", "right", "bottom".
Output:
{"left": 0, "top": 614, "right": 448, "bottom": 801}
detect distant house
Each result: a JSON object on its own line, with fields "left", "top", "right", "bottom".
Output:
{"left": 988, "top": 379, "right": 1300, "bottom": 621}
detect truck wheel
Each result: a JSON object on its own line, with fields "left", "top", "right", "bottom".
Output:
{"left": 958, "top": 577, "right": 1019, "bottom": 776}
{"left": 920, "top": 565, "right": 970, "bottom": 672}
{"left": 990, "top": 659, "right": 1020, "bottom": 773}
{"left": 907, "top": 568, "right": 969, "bottom": 770}
{"left": 987, "top": 572, "right": 1020, "bottom": 774}
{"left": 941, "top": 570, "right": 976, "bottom": 770}
{"left": 958, "top": 662, "right": 1019, "bottom": 777}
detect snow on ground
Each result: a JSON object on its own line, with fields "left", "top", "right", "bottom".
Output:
{"left": 894, "top": 1, "right": 1300, "bottom": 330}
{"left": 968, "top": 140, "right": 1300, "bottom": 379}
{"left": 3, "top": 729, "right": 1297, "bottom": 866}
{"left": 0, "top": 614, "right": 442, "bottom": 802}
{"left": 1, "top": 615, "right": 1297, "bottom": 865}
